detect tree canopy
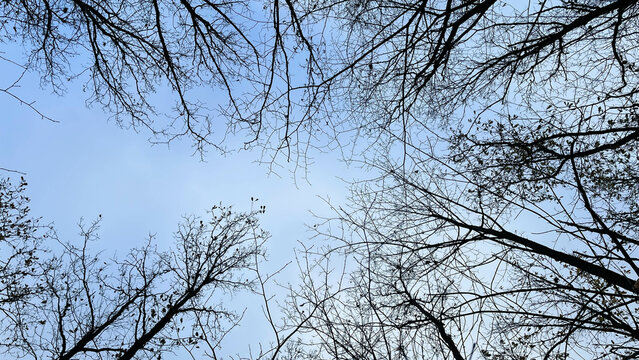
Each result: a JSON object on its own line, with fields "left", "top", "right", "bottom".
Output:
{"left": 2, "top": 0, "right": 639, "bottom": 359}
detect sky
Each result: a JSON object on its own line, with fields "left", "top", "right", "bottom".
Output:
{"left": 0, "top": 45, "right": 357, "bottom": 356}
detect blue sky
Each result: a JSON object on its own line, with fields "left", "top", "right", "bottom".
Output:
{"left": 0, "top": 46, "right": 356, "bottom": 355}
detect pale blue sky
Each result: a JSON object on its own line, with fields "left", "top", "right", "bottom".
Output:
{"left": 0, "top": 46, "right": 356, "bottom": 355}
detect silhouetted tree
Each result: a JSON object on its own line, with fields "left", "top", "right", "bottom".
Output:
{"left": 279, "top": 1, "right": 639, "bottom": 359}
{"left": 0, "top": 178, "right": 267, "bottom": 359}
{"left": 0, "top": 177, "right": 51, "bottom": 312}
{"left": 0, "top": 0, "right": 320, "bottom": 156}
{"left": 292, "top": 0, "right": 639, "bottom": 152}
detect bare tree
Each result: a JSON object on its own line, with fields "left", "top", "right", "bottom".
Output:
{"left": 292, "top": 0, "right": 639, "bottom": 151}
{"left": 0, "top": 0, "right": 322, "bottom": 157}
{"left": 0, "top": 177, "right": 52, "bottom": 314}
{"left": 275, "top": 1, "right": 639, "bottom": 359}
{"left": 0, "top": 178, "right": 267, "bottom": 360}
